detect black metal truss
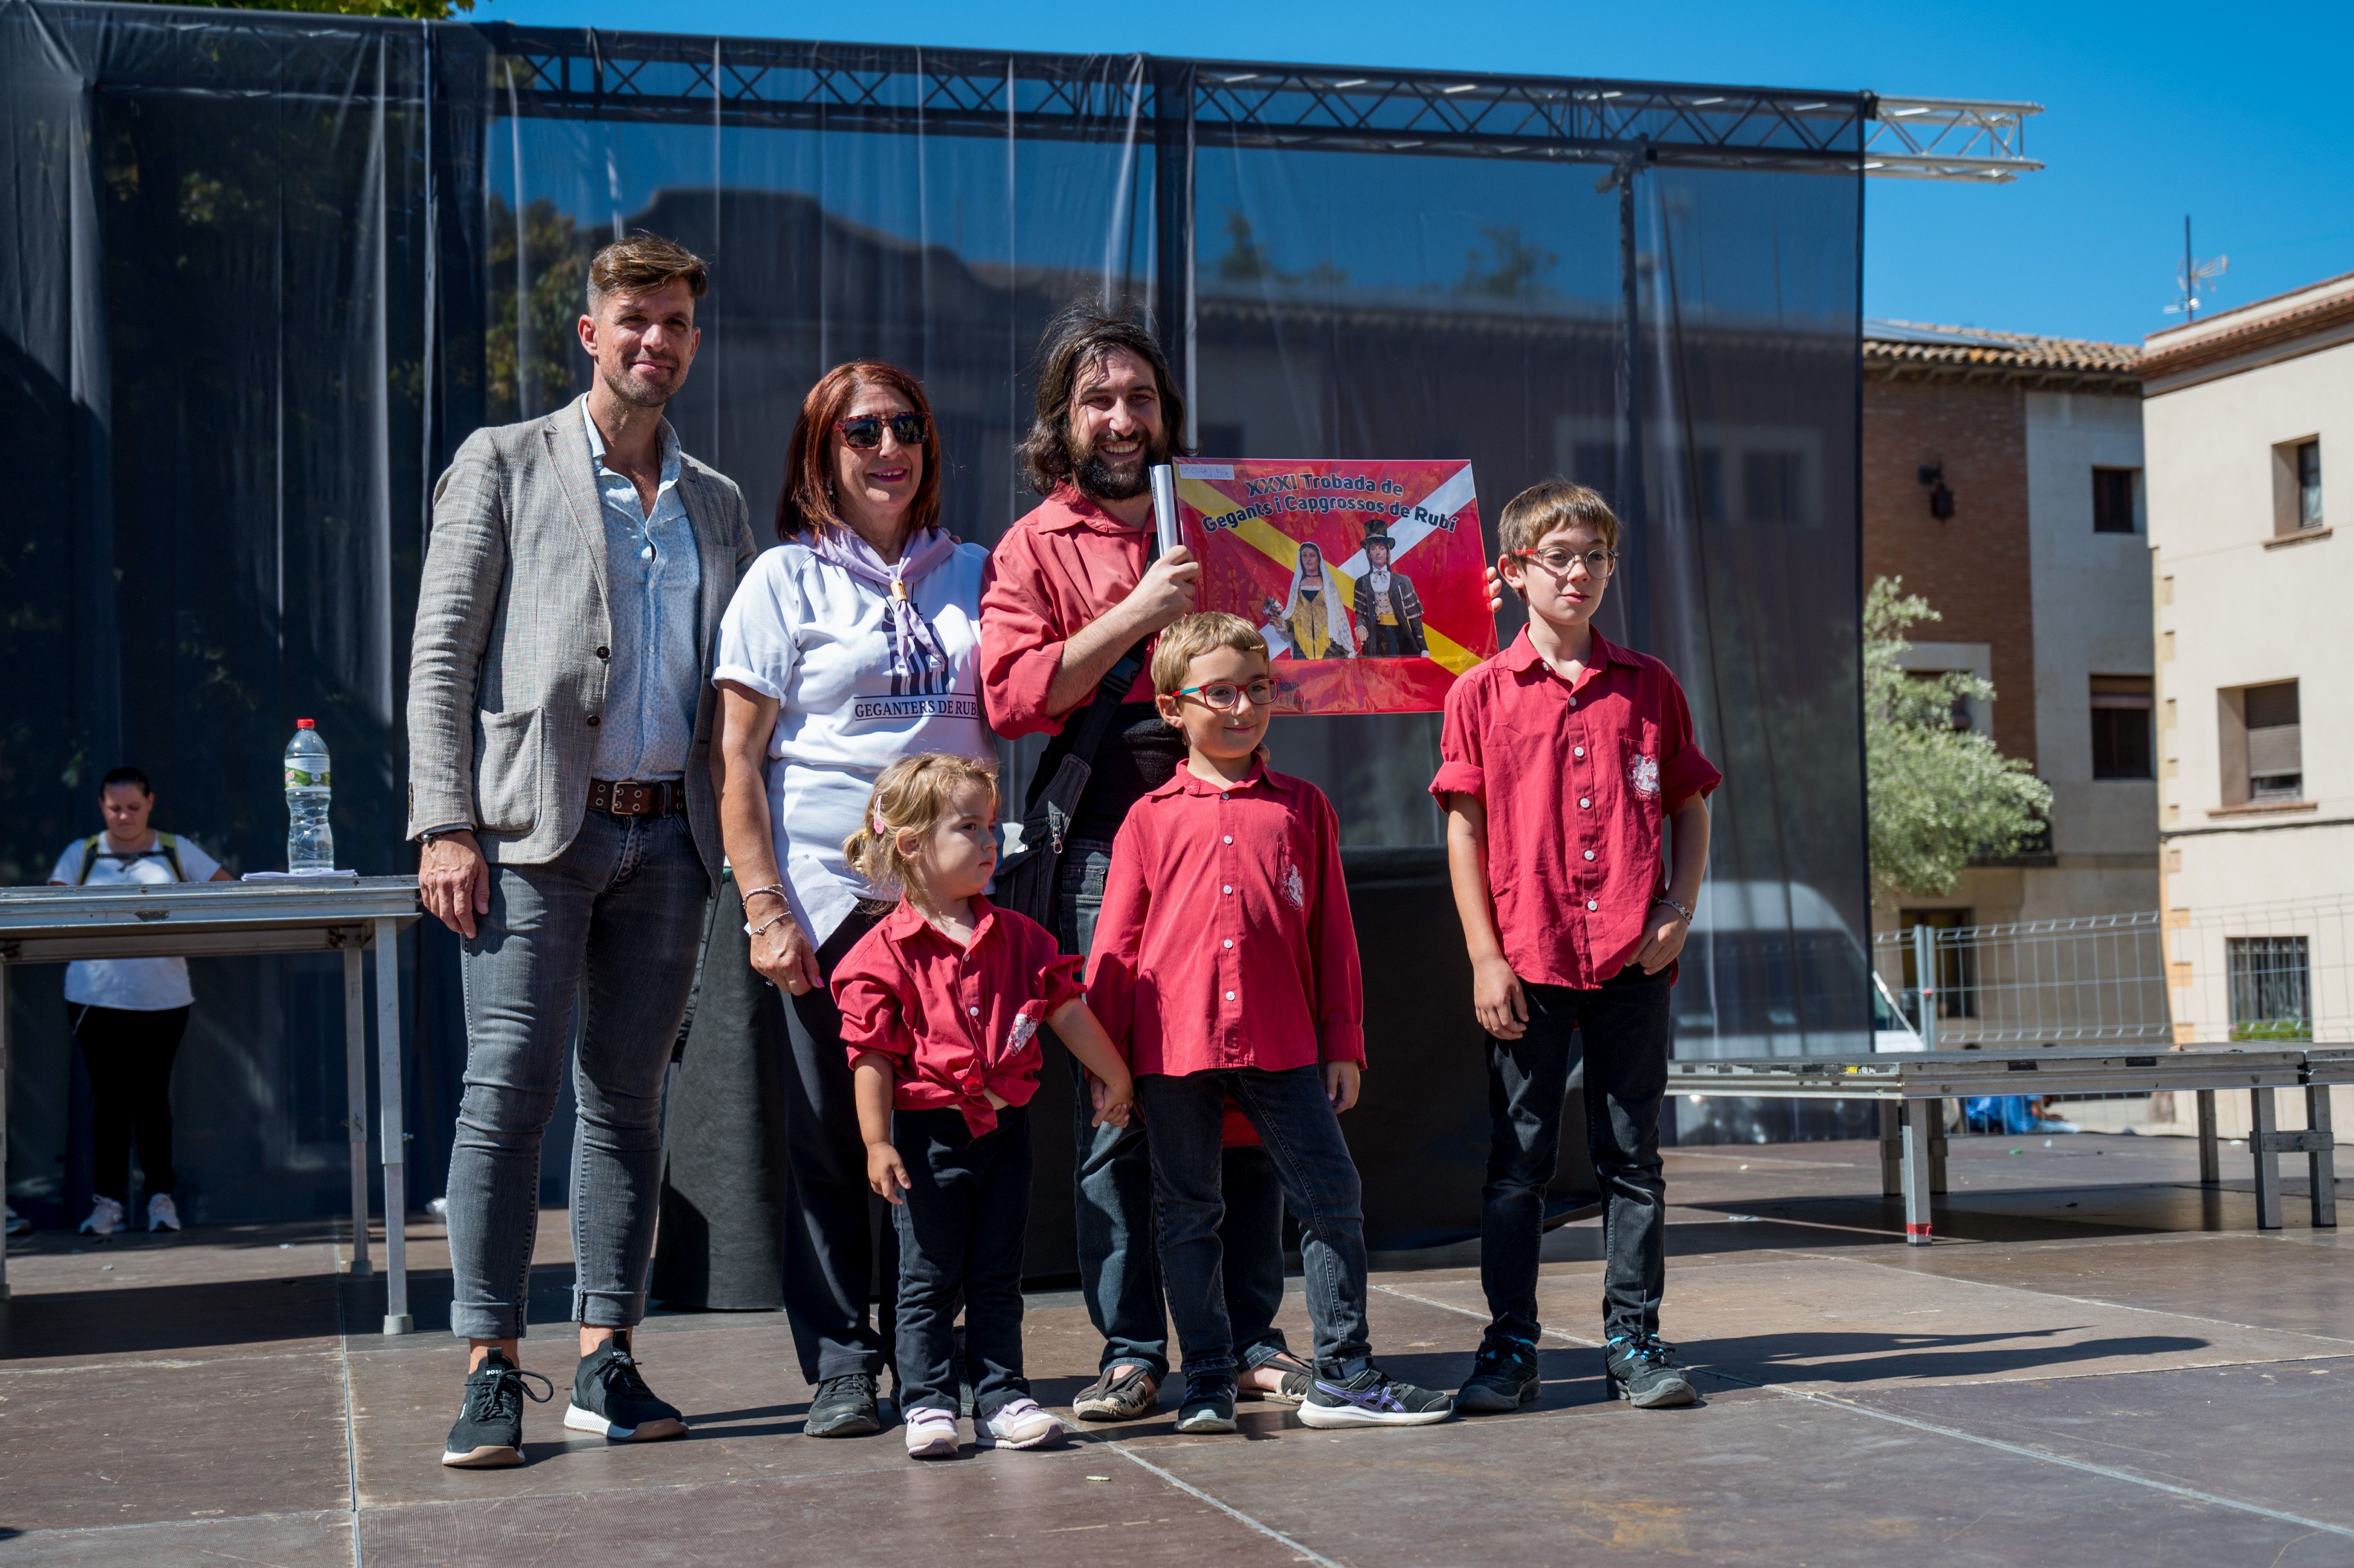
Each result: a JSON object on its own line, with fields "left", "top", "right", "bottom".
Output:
{"left": 475, "top": 25, "right": 1877, "bottom": 174}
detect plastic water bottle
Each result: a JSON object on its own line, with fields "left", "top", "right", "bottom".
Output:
{"left": 284, "top": 718, "right": 335, "bottom": 872}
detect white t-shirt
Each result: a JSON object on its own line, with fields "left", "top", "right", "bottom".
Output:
{"left": 49, "top": 833, "right": 224, "bottom": 1010}
{"left": 712, "top": 541, "right": 993, "bottom": 944}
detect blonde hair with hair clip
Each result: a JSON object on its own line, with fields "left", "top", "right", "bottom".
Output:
{"left": 1150, "top": 611, "right": 1270, "bottom": 696}
{"left": 842, "top": 752, "right": 1001, "bottom": 900}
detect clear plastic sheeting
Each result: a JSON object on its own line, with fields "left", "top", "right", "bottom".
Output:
{"left": 3, "top": 2, "right": 1869, "bottom": 1233}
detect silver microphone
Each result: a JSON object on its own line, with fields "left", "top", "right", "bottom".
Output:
{"left": 1150, "top": 464, "right": 1183, "bottom": 556}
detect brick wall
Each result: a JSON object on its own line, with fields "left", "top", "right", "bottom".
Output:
{"left": 1862, "top": 373, "right": 2038, "bottom": 766}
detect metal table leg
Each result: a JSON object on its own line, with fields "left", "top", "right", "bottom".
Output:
{"left": 1930, "top": 1101, "right": 1950, "bottom": 1196}
{"left": 1902, "top": 1099, "right": 1933, "bottom": 1245}
{"left": 343, "top": 942, "right": 371, "bottom": 1277}
{"left": 1878, "top": 1101, "right": 1902, "bottom": 1198}
{"left": 2196, "top": 1091, "right": 2220, "bottom": 1186}
{"left": 374, "top": 918, "right": 410, "bottom": 1334}
{"left": 2307, "top": 1084, "right": 2337, "bottom": 1230}
{"left": 2251, "top": 1088, "right": 2283, "bottom": 1231}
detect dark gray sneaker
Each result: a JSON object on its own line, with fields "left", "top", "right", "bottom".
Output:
{"left": 440, "top": 1350, "right": 553, "bottom": 1467}
{"left": 1299, "top": 1365, "right": 1453, "bottom": 1429}
{"left": 563, "top": 1337, "right": 687, "bottom": 1441}
{"left": 804, "top": 1372, "right": 883, "bottom": 1438}
{"left": 1604, "top": 1334, "right": 1698, "bottom": 1408}
{"left": 1454, "top": 1335, "right": 1541, "bottom": 1415}
{"left": 1174, "top": 1375, "right": 1239, "bottom": 1434}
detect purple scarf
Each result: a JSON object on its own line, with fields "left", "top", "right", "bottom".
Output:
{"left": 808, "top": 524, "right": 960, "bottom": 683}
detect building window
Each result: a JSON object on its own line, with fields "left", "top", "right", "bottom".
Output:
{"left": 2092, "top": 467, "right": 2139, "bottom": 533}
{"left": 2272, "top": 438, "right": 2325, "bottom": 534}
{"left": 2228, "top": 936, "right": 2311, "bottom": 1041}
{"left": 2090, "top": 675, "right": 2154, "bottom": 778}
{"left": 2219, "top": 679, "right": 2303, "bottom": 805}
{"left": 1743, "top": 450, "right": 1803, "bottom": 525}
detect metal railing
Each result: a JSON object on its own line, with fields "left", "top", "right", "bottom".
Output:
{"left": 1873, "top": 911, "right": 2170, "bottom": 1050}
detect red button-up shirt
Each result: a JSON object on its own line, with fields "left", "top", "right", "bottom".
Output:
{"left": 1087, "top": 760, "right": 1365, "bottom": 1077}
{"left": 1430, "top": 628, "right": 1720, "bottom": 991}
{"left": 978, "top": 486, "right": 1160, "bottom": 737}
{"left": 834, "top": 895, "right": 1084, "bottom": 1135}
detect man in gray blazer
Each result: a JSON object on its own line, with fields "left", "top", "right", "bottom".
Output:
{"left": 407, "top": 233, "right": 757, "bottom": 1469}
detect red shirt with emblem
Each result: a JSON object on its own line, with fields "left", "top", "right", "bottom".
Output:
{"left": 1087, "top": 759, "right": 1365, "bottom": 1077}
{"left": 978, "top": 486, "right": 1161, "bottom": 737}
{"left": 834, "top": 895, "right": 1084, "bottom": 1136}
{"left": 1430, "top": 627, "right": 1720, "bottom": 990}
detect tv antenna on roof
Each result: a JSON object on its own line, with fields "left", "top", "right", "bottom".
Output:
{"left": 2166, "top": 215, "right": 2227, "bottom": 320}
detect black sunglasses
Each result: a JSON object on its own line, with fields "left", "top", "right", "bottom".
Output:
{"left": 834, "top": 412, "right": 929, "bottom": 450}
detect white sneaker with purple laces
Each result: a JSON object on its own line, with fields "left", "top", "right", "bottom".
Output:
{"left": 904, "top": 1407, "right": 960, "bottom": 1459}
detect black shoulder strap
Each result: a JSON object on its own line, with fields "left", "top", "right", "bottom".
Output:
{"left": 1048, "top": 525, "right": 1163, "bottom": 774}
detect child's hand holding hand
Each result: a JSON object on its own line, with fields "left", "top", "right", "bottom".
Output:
{"left": 1090, "top": 1072, "right": 1140, "bottom": 1130}
{"left": 865, "top": 1140, "right": 911, "bottom": 1205}
{"left": 1324, "top": 1060, "right": 1361, "bottom": 1114}
{"left": 1472, "top": 955, "right": 1528, "bottom": 1040}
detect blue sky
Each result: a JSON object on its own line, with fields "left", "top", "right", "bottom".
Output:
{"left": 482, "top": 0, "right": 2354, "bottom": 346}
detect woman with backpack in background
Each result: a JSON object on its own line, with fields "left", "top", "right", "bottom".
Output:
{"left": 46, "top": 766, "right": 232, "bottom": 1236}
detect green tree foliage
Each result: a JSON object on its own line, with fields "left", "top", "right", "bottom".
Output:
{"left": 1866, "top": 576, "right": 2052, "bottom": 901}
{"left": 485, "top": 194, "right": 590, "bottom": 420}
{"left": 1456, "top": 226, "right": 1558, "bottom": 299}
{"left": 110, "top": 0, "right": 481, "bottom": 16}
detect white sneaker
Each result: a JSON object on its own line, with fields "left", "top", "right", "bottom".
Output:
{"left": 904, "top": 1407, "right": 960, "bottom": 1459}
{"left": 147, "top": 1194, "right": 181, "bottom": 1232}
{"left": 79, "top": 1196, "right": 125, "bottom": 1236}
{"left": 978, "top": 1397, "right": 1064, "bottom": 1450}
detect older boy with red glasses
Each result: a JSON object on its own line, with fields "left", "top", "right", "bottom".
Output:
{"left": 1434, "top": 481, "right": 1718, "bottom": 1412}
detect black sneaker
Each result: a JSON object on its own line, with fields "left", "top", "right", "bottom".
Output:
{"left": 563, "top": 1337, "right": 687, "bottom": 1441}
{"left": 1174, "top": 1375, "right": 1238, "bottom": 1434}
{"left": 1454, "top": 1335, "right": 1541, "bottom": 1415}
{"left": 1604, "top": 1334, "right": 1698, "bottom": 1409}
{"left": 440, "top": 1350, "right": 553, "bottom": 1468}
{"left": 1298, "top": 1365, "right": 1454, "bottom": 1429}
{"left": 804, "top": 1372, "right": 883, "bottom": 1438}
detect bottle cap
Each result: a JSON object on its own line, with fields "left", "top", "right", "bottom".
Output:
{"left": 296, "top": 718, "right": 316, "bottom": 729}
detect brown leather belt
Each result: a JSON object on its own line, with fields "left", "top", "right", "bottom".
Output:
{"left": 587, "top": 778, "right": 686, "bottom": 818}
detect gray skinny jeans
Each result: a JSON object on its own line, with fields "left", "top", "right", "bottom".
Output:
{"left": 445, "top": 811, "right": 708, "bottom": 1340}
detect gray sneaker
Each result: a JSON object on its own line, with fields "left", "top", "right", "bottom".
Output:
{"left": 1174, "top": 1375, "right": 1238, "bottom": 1434}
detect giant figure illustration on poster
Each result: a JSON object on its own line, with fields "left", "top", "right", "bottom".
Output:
{"left": 1350, "top": 525, "right": 1427, "bottom": 659}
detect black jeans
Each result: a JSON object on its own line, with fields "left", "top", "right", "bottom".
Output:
{"left": 1056, "top": 840, "right": 1169, "bottom": 1379}
{"left": 1482, "top": 963, "right": 1671, "bottom": 1344}
{"left": 1136, "top": 1065, "right": 1370, "bottom": 1380}
{"left": 1223, "top": 1144, "right": 1293, "bottom": 1369}
{"left": 891, "top": 1106, "right": 1033, "bottom": 1419}
{"left": 781, "top": 908, "right": 898, "bottom": 1383}
{"left": 72, "top": 1003, "right": 188, "bottom": 1204}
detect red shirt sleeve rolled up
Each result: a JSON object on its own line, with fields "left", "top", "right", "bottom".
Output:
{"left": 978, "top": 487, "right": 1161, "bottom": 738}
{"left": 833, "top": 895, "right": 1083, "bottom": 1136}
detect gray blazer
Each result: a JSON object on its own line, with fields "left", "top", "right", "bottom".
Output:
{"left": 406, "top": 395, "right": 759, "bottom": 890}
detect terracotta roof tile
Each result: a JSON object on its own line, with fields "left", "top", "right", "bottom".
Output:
{"left": 1864, "top": 319, "right": 2141, "bottom": 377}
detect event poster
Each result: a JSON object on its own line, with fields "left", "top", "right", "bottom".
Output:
{"left": 1172, "top": 459, "right": 1498, "bottom": 714}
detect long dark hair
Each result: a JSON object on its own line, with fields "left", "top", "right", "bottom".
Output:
{"left": 776, "top": 360, "right": 944, "bottom": 542}
{"left": 1017, "top": 302, "right": 1189, "bottom": 497}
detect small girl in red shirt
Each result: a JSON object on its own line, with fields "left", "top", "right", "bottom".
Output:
{"left": 832, "top": 752, "right": 1139, "bottom": 1460}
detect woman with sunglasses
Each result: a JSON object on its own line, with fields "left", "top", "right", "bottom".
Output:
{"left": 710, "top": 361, "right": 994, "bottom": 1441}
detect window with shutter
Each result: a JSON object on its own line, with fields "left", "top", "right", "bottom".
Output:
{"left": 2243, "top": 680, "right": 2301, "bottom": 799}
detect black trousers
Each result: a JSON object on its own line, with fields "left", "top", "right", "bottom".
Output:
{"left": 73, "top": 1004, "right": 189, "bottom": 1205}
{"left": 781, "top": 909, "right": 898, "bottom": 1384}
{"left": 1481, "top": 964, "right": 1671, "bottom": 1343}
{"left": 891, "top": 1106, "right": 1032, "bottom": 1419}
